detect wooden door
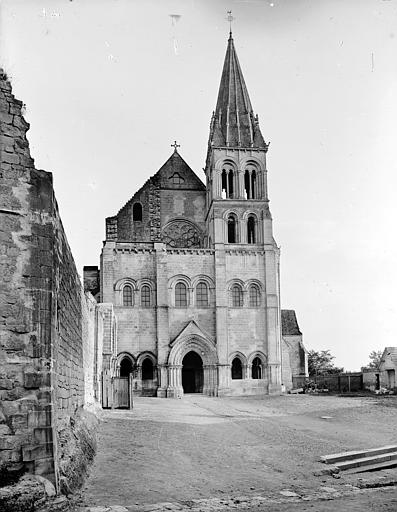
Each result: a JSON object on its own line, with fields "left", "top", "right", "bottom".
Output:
{"left": 114, "top": 377, "right": 130, "bottom": 408}
{"left": 102, "top": 370, "right": 112, "bottom": 408}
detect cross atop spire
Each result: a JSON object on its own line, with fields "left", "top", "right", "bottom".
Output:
{"left": 171, "top": 140, "right": 180, "bottom": 152}
{"left": 226, "top": 10, "right": 234, "bottom": 37}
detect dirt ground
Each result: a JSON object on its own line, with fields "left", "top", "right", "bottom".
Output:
{"left": 76, "top": 394, "right": 397, "bottom": 511}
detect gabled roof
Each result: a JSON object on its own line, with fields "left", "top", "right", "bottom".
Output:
{"left": 170, "top": 320, "right": 214, "bottom": 346}
{"left": 154, "top": 150, "right": 205, "bottom": 190}
{"left": 281, "top": 310, "right": 302, "bottom": 336}
{"left": 381, "top": 347, "right": 397, "bottom": 364}
{"left": 209, "top": 34, "right": 267, "bottom": 149}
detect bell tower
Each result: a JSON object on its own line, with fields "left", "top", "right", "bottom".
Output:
{"left": 205, "top": 32, "right": 275, "bottom": 249}
{"left": 205, "top": 30, "right": 282, "bottom": 395}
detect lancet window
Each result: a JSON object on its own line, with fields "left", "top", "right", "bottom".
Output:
{"left": 252, "top": 357, "right": 262, "bottom": 379}
{"left": 227, "top": 214, "right": 237, "bottom": 243}
{"left": 247, "top": 215, "right": 256, "bottom": 244}
{"left": 231, "top": 358, "right": 243, "bottom": 380}
{"left": 142, "top": 358, "right": 154, "bottom": 380}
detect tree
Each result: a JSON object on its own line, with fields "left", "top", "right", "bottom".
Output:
{"left": 364, "top": 350, "right": 383, "bottom": 370}
{"left": 307, "top": 349, "right": 343, "bottom": 377}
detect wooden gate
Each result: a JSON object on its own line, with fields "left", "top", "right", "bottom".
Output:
{"left": 114, "top": 377, "right": 130, "bottom": 408}
{"left": 102, "top": 372, "right": 132, "bottom": 409}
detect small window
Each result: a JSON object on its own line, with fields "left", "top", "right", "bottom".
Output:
{"left": 169, "top": 173, "right": 185, "bottom": 185}
{"left": 133, "top": 203, "right": 143, "bottom": 221}
{"left": 252, "top": 357, "right": 262, "bottom": 379}
{"left": 249, "top": 284, "right": 260, "bottom": 307}
{"left": 247, "top": 215, "right": 256, "bottom": 244}
{"left": 142, "top": 358, "right": 154, "bottom": 380}
{"left": 141, "top": 285, "right": 151, "bottom": 307}
{"left": 231, "top": 358, "right": 243, "bottom": 380}
{"left": 228, "top": 214, "right": 237, "bottom": 243}
{"left": 196, "top": 282, "right": 209, "bottom": 307}
{"left": 123, "top": 285, "right": 133, "bottom": 306}
{"left": 231, "top": 285, "right": 243, "bottom": 307}
{"left": 175, "top": 282, "right": 188, "bottom": 307}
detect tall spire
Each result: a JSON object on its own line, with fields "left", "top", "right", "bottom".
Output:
{"left": 209, "top": 34, "right": 267, "bottom": 149}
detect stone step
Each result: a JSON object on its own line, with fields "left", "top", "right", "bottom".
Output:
{"left": 321, "top": 445, "right": 397, "bottom": 464}
{"left": 344, "top": 459, "right": 397, "bottom": 474}
{"left": 335, "top": 452, "right": 397, "bottom": 471}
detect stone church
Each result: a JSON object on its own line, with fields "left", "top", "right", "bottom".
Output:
{"left": 84, "top": 33, "right": 307, "bottom": 398}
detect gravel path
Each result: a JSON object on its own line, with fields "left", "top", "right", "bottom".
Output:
{"left": 77, "top": 394, "right": 397, "bottom": 511}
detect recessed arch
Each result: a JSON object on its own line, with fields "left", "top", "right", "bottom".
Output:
{"left": 247, "top": 351, "right": 267, "bottom": 365}
{"left": 248, "top": 352, "right": 267, "bottom": 380}
{"left": 136, "top": 351, "right": 156, "bottom": 367}
{"left": 115, "top": 352, "right": 136, "bottom": 377}
{"left": 168, "top": 335, "right": 218, "bottom": 367}
{"left": 229, "top": 351, "right": 248, "bottom": 366}
{"left": 214, "top": 158, "right": 238, "bottom": 172}
{"left": 162, "top": 218, "right": 202, "bottom": 248}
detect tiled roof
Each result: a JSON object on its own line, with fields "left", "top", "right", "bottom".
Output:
{"left": 281, "top": 310, "right": 302, "bottom": 336}
{"left": 382, "top": 347, "right": 397, "bottom": 363}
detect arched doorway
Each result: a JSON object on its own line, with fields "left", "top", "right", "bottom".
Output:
{"left": 120, "top": 357, "right": 133, "bottom": 377}
{"left": 182, "top": 351, "right": 203, "bottom": 393}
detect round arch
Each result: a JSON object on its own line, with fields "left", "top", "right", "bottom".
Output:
{"left": 167, "top": 335, "right": 218, "bottom": 397}
{"left": 214, "top": 158, "right": 238, "bottom": 172}
{"left": 168, "top": 335, "right": 218, "bottom": 366}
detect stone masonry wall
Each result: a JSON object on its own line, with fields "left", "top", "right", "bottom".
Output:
{"left": 0, "top": 70, "right": 100, "bottom": 493}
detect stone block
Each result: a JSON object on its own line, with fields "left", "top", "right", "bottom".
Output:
{"left": 22, "top": 442, "right": 53, "bottom": 462}
{"left": 33, "top": 426, "right": 53, "bottom": 445}
{"left": 10, "top": 413, "right": 28, "bottom": 430}
{"left": 2, "top": 152, "right": 20, "bottom": 165}
{"left": 1, "top": 400, "right": 21, "bottom": 418}
{"left": 0, "top": 424, "right": 12, "bottom": 435}
{"left": 34, "top": 456, "right": 54, "bottom": 476}
{"left": 1, "top": 112, "right": 13, "bottom": 124}
{"left": 23, "top": 371, "right": 43, "bottom": 389}
{"left": 28, "top": 408, "right": 51, "bottom": 428}
{"left": 0, "top": 378, "right": 13, "bottom": 390}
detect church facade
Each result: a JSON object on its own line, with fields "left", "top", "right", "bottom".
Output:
{"left": 84, "top": 34, "right": 307, "bottom": 398}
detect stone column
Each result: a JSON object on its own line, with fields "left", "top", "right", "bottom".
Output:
{"left": 157, "top": 364, "right": 168, "bottom": 398}
{"left": 237, "top": 169, "right": 244, "bottom": 198}
{"left": 167, "top": 365, "right": 183, "bottom": 398}
{"left": 214, "top": 243, "right": 230, "bottom": 395}
{"left": 155, "top": 243, "right": 170, "bottom": 397}
{"left": 217, "top": 364, "right": 231, "bottom": 396}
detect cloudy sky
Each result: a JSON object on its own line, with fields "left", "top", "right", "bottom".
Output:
{"left": 1, "top": 0, "right": 397, "bottom": 371}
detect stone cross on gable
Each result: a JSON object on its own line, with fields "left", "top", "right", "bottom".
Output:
{"left": 171, "top": 141, "right": 180, "bottom": 152}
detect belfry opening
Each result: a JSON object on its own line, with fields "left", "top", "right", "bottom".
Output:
{"left": 182, "top": 351, "right": 204, "bottom": 393}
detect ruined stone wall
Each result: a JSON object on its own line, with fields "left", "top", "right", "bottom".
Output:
{"left": 0, "top": 70, "right": 100, "bottom": 493}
